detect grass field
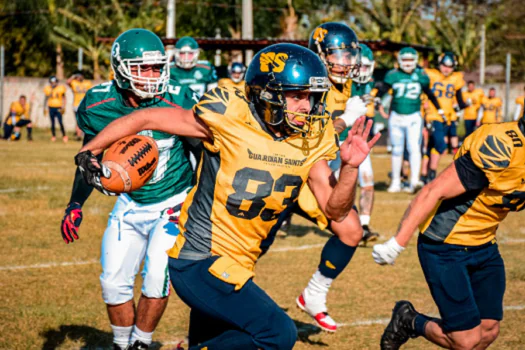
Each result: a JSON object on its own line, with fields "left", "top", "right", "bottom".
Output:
{"left": 0, "top": 129, "right": 524, "bottom": 350}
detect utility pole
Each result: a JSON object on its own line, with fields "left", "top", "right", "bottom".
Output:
{"left": 78, "top": 48, "right": 83, "bottom": 71}
{"left": 242, "top": 0, "right": 253, "bottom": 65}
{"left": 0, "top": 46, "right": 4, "bottom": 118}
{"left": 480, "top": 23, "right": 486, "bottom": 85}
{"left": 505, "top": 52, "right": 511, "bottom": 121}
{"left": 166, "top": 0, "right": 176, "bottom": 61}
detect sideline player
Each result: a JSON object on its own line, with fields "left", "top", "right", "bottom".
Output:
{"left": 373, "top": 114, "right": 524, "bottom": 349}
{"left": 3, "top": 95, "right": 32, "bottom": 141}
{"left": 218, "top": 62, "right": 246, "bottom": 90}
{"left": 376, "top": 47, "right": 443, "bottom": 193}
{"left": 67, "top": 71, "right": 92, "bottom": 140}
{"left": 462, "top": 80, "right": 485, "bottom": 137}
{"left": 513, "top": 86, "right": 524, "bottom": 121}
{"left": 76, "top": 43, "right": 379, "bottom": 350}
{"left": 477, "top": 87, "right": 503, "bottom": 126}
{"left": 170, "top": 36, "right": 218, "bottom": 98}
{"left": 423, "top": 52, "right": 467, "bottom": 183}
{"left": 60, "top": 29, "right": 198, "bottom": 350}
{"left": 44, "top": 76, "right": 67, "bottom": 142}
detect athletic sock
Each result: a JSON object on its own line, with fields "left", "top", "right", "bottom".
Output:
{"left": 318, "top": 235, "right": 357, "bottom": 279}
{"left": 130, "top": 325, "right": 153, "bottom": 346}
{"left": 428, "top": 169, "right": 437, "bottom": 182}
{"left": 27, "top": 127, "right": 32, "bottom": 139}
{"left": 303, "top": 270, "right": 333, "bottom": 314}
{"left": 414, "top": 314, "right": 433, "bottom": 337}
{"left": 391, "top": 155, "right": 402, "bottom": 187}
{"left": 359, "top": 215, "right": 371, "bottom": 227}
{"left": 111, "top": 324, "right": 133, "bottom": 348}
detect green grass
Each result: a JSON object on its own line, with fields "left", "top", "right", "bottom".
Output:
{"left": 0, "top": 128, "right": 523, "bottom": 349}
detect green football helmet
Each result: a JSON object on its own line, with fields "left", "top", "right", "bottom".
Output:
{"left": 174, "top": 36, "right": 200, "bottom": 69}
{"left": 353, "top": 43, "right": 375, "bottom": 84}
{"left": 398, "top": 47, "right": 418, "bottom": 73}
{"left": 111, "top": 28, "right": 169, "bottom": 99}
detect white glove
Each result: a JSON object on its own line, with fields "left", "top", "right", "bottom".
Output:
{"left": 372, "top": 237, "right": 405, "bottom": 265}
{"left": 438, "top": 109, "right": 447, "bottom": 122}
{"left": 338, "top": 96, "right": 367, "bottom": 127}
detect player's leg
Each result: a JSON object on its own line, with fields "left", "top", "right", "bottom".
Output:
{"left": 428, "top": 121, "right": 447, "bottom": 182}
{"left": 56, "top": 109, "right": 67, "bottom": 142}
{"left": 388, "top": 112, "right": 406, "bottom": 192}
{"left": 405, "top": 113, "right": 423, "bottom": 193}
{"left": 100, "top": 196, "right": 148, "bottom": 349}
{"left": 133, "top": 191, "right": 187, "bottom": 347}
{"left": 464, "top": 120, "right": 476, "bottom": 138}
{"left": 14, "top": 120, "right": 31, "bottom": 141}
{"left": 298, "top": 208, "right": 361, "bottom": 332}
{"left": 169, "top": 257, "right": 297, "bottom": 350}
{"left": 449, "top": 122, "right": 459, "bottom": 155}
{"left": 358, "top": 155, "right": 378, "bottom": 244}
{"left": 49, "top": 108, "right": 57, "bottom": 141}
{"left": 3, "top": 122, "right": 13, "bottom": 140}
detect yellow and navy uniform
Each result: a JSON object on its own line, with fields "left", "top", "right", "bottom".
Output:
{"left": 325, "top": 80, "right": 352, "bottom": 119}
{"left": 168, "top": 86, "right": 338, "bottom": 270}
{"left": 420, "top": 120, "right": 525, "bottom": 246}
{"left": 69, "top": 79, "right": 92, "bottom": 109}
{"left": 5, "top": 101, "right": 30, "bottom": 125}
{"left": 218, "top": 78, "right": 245, "bottom": 91}
{"left": 425, "top": 69, "right": 465, "bottom": 124}
{"left": 480, "top": 96, "right": 503, "bottom": 124}
{"left": 44, "top": 84, "right": 67, "bottom": 108}
{"left": 463, "top": 88, "right": 485, "bottom": 121}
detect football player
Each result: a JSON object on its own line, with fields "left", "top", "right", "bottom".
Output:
{"left": 3, "top": 95, "right": 32, "bottom": 141}
{"left": 372, "top": 114, "right": 524, "bottom": 350}
{"left": 423, "top": 52, "right": 467, "bottom": 182}
{"left": 462, "top": 80, "right": 485, "bottom": 137}
{"left": 44, "top": 75, "right": 67, "bottom": 142}
{"left": 170, "top": 36, "right": 218, "bottom": 97}
{"left": 513, "top": 86, "right": 524, "bottom": 121}
{"left": 75, "top": 43, "right": 379, "bottom": 350}
{"left": 60, "top": 29, "right": 198, "bottom": 350}
{"left": 477, "top": 87, "right": 503, "bottom": 126}
{"left": 67, "top": 71, "right": 92, "bottom": 140}
{"left": 375, "top": 47, "right": 443, "bottom": 193}
{"left": 218, "top": 62, "right": 246, "bottom": 90}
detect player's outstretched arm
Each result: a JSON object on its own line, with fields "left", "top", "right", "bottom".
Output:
{"left": 80, "top": 107, "right": 212, "bottom": 156}
{"left": 372, "top": 162, "right": 467, "bottom": 265}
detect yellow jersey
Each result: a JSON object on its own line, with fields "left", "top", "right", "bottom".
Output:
{"left": 44, "top": 85, "right": 66, "bottom": 108}
{"left": 218, "top": 78, "right": 245, "bottom": 91}
{"left": 70, "top": 80, "right": 92, "bottom": 108}
{"left": 5, "top": 101, "right": 30, "bottom": 125}
{"left": 480, "top": 96, "right": 503, "bottom": 124}
{"left": 462, "top": 88, "right": 485, "bottom": 121}
{"left": 516, "top": 96, "right": 525, "bottom": 109}
{"left": 168, "top": 86, "right": 338, "bottom": 270}
{"left": 420, "top": 120, "right": 525, "bottom": 246}
{"left": 424, "top": 69, "right": 465, "bottom": 124}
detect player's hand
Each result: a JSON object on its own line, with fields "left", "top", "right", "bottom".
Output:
{"left": 61, "top": 202, "right": 82, "bottom": 244}
{"left": 372, "top": 237, "right": 405, "bottom": 265}
{"left": 438, "top": 109, "right": 447, "bottom": 122}
{"left": 166, "top": 202, "right": 184, "bottom": 225}
{"left": 340, "top": 116, "right": 381, "bottom": 168}
{"left": 74, "top": 151, "right": 118, "bottom": 196}
{"left": 339, "top": 96, "right": 368, "bottom": 128}
{"left": 475, "top": 121, "right": 481, "bottom": 128}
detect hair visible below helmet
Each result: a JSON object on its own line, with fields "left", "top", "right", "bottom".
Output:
{"left": 174, "top": 36, "right": 200, "bottom": 69}
{"left": 308, "top": 22, "right": 361, "bottom": 84}
{"left": 228, "top": 62, "right": 246, "bottom": 83}
{"left": 353, "top": 43, "right": 375, "bottom": 84}
{"left": 245, "top": 43, "right": 331, "bottom": 153}
{"left": 398, "top": 47, "right": 418, "bottom": 73}
{"left": 111, "top": 28, "right": 169, "bottom": 99}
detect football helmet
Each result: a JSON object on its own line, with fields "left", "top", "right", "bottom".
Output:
{"left": 111, "top": 28, "right": 169, "bottom": 99}
{"left": 439, "top": 51, "right": 458, "bottom": 68}
{"left": 228, "top": 62, "right": 246, "bottom": 83}
{"left": 398, "top": 47, "right": 418, "bottom": 73}
{"left": 174, "top": 36, "right": 200, "bottom": 69}
{"left": 245, "top": 43, "right": 331, "bottom": 152}
{"left": 353, "top": 43, "right": 375, "bottom": 84}
{"left": 49, "top": 75, "right": 58, "bottom": 86}
{"left": 308, "top": 22, "right": 361, "bottom": 84}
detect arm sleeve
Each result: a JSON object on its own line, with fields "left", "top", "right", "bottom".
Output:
{"left": 455, "top": 89, "right": 467, "bottom": 110}
{"left": 68, "top": 135, "right": 99, "bottom": 206}
{"left": 375, "top": 81, "right": 392, "bottom": 98}
{"left": 514, "top": 104, "right": 522, "bottom": 121}
{"left": 422, "top": 83, "right": 441, "bottom": 110}
{"left": 76, "top": 96, "right": 96, "bottom": 137}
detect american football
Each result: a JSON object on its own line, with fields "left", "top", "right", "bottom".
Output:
{"left": 100, "top": 135, "right": 159, "bottom": 193}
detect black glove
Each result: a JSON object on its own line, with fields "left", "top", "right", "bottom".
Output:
{"left": 74, "top": 151, "right": 117, "bottom": 196}
{"left": 61, "top": 202, "right": 83, "bottom": 244}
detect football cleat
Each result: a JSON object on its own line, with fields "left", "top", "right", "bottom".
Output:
{"left": 361, "top": 225, "right": 379, "bottom": 246}
{"left": 380, "top": 300, "right": 419, "bottom": 350}
{"left": 62, "top": 135, "right": 69, "bottom": 143}
{"left": 296, "top": 294, "right": 337, "bottom": 333}
{"left": 129, "top": 340, "right": 149, "bottom": 350}
{"left": 51, "top": 136, "right": 56, "bottom": 142}
{"left": 387, "top": 184, "right": 402, "bottom": 193}
{"left": 113, "top": 343, "right": 129, "bottom": 350}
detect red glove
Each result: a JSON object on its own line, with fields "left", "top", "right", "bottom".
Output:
{"left": 61, "top": 202, "right": 83, "bottom": 244}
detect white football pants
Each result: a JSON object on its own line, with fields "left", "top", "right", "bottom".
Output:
{"left": 100, "top": 189, "right": 188, "bottom": 305}
{"left": 388, "top": 111, "right": 423, "bottom": 188}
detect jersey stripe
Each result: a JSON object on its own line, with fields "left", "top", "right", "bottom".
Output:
{"left": 86, "top": 97, "right": 116, "bottom": 110}
{"left": 180, "top": 148, "right": 221, "bottom": 258}
{"left": 155, "top": 96, "right": 182, "bottom": 109}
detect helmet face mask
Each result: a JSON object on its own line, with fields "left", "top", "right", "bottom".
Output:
{"left": 174, "top": 46, "right": 200, "bottom": 69}
{"left": 229, "top": 62, "right": 246, "bottom": 83}
{"left": 323, "top": 47, "right": 361, "bottom": 84}
{"left": 398, "top": 48, "right": 418, "bottom": 73}
{"left": 111, "top": 29, "right": 169, "bottom": 99}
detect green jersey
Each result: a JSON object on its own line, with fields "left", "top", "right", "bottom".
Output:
{"left": 351, "top": 80, "right": 375, "bottom": 98}
{"left": 77, "top": 80, "right": 199, "bottom": 204}
{"left": 384, "top": 68, "right": 430, "bottom": 115}
{"left": 170, "top": 60, "right": 218, "bottom": 98}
